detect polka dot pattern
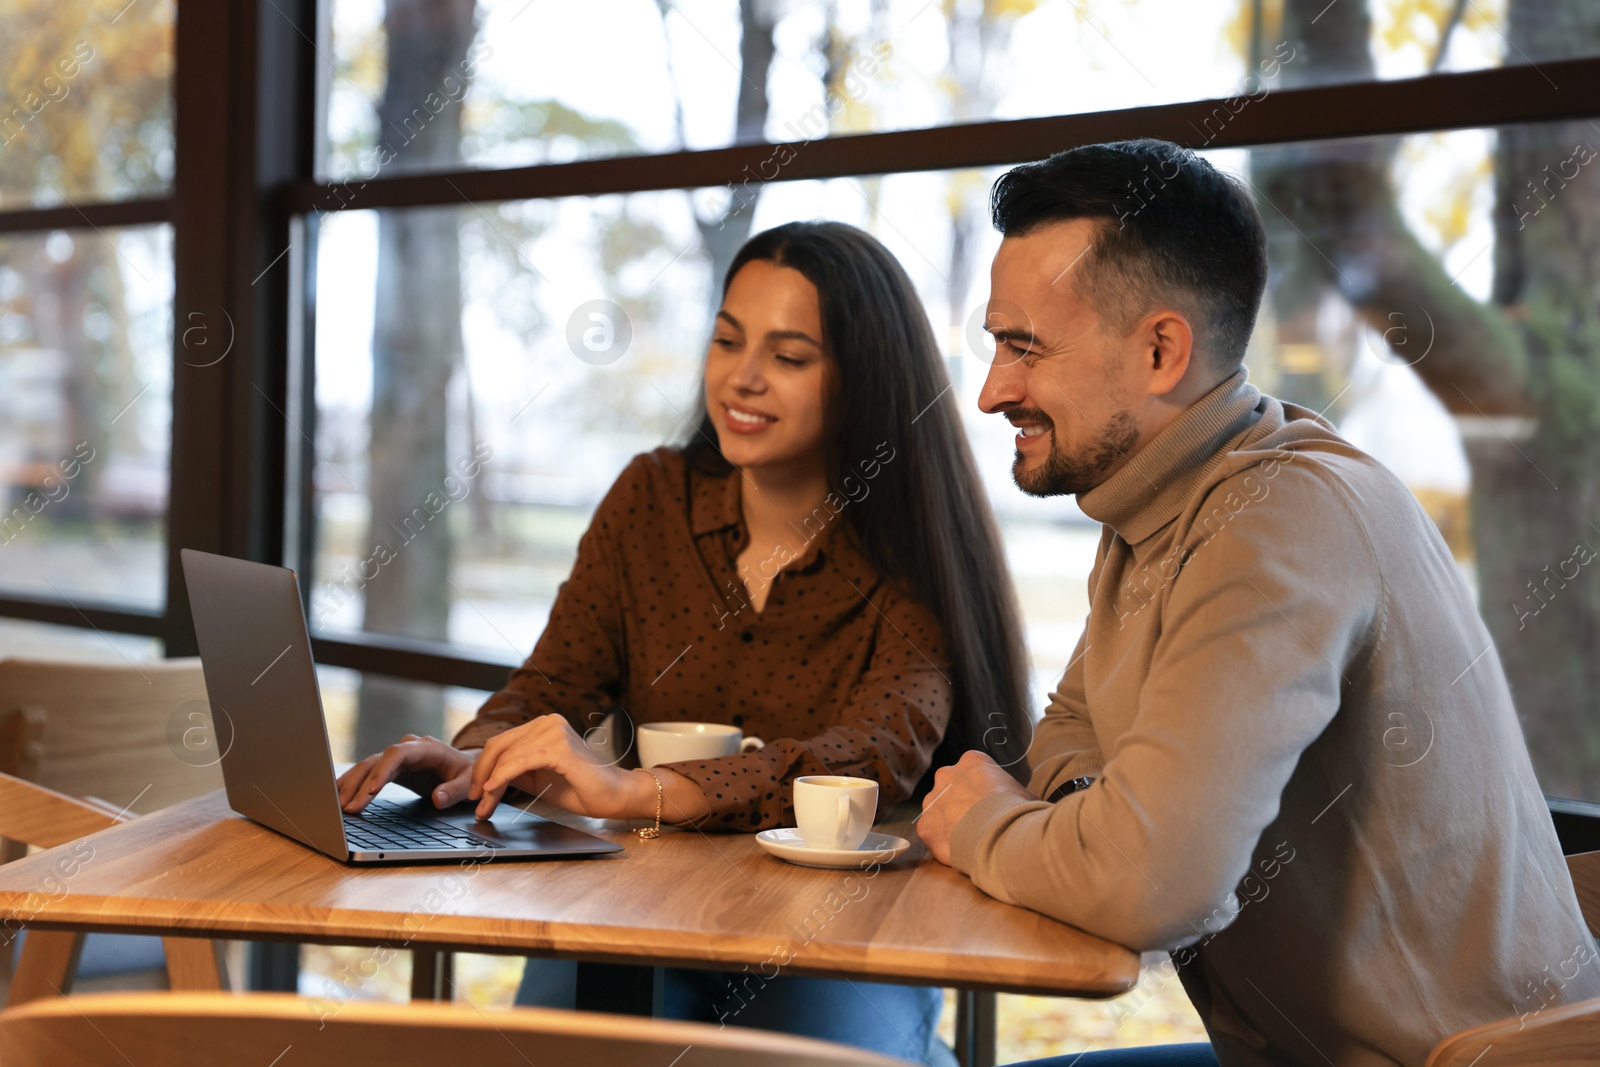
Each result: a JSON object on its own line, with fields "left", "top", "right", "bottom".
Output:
{"left": 452, "top": 447, "right": 953, "bottom": 830}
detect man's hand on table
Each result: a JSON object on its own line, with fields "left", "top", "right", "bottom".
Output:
{"left": 919, "top": 750, "right": 1035, "bottom": 867}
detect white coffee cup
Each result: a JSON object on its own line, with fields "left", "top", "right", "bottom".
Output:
{"left": 637, "top": 722, "right": 765, "bottom": 769}
{"left": 793, "top": 775, "right": 878, "bottom": 851}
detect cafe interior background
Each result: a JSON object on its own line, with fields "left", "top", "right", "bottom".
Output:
{"left": 1, "top": 0, "right": 1596, "bottom": 1058}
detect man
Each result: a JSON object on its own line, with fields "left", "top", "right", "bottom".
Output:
{"left": 918, "top": 139, "right": 1600, "bottom": 1066}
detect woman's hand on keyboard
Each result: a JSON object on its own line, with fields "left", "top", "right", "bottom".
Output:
{"left": 467, "top": 714, "right": 654, "bottom": 821}
{"left": 337, "top": 735, "right": 478, "bottom": 814}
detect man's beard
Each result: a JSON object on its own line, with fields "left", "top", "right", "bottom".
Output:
{"left": 1012, "top": 409, "right": 1139, "bottom": 497}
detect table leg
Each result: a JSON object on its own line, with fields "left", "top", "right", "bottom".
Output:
{"left": 163, "top": 937, "right": 229, "bottom": 991}
{"left": 954, "top": 989, "right": 997, "bottom": 1067}
{"left": 411, "top": 950, "right": 454, "bottom": 1001}
{"left": 7, "top": 930, "right": 84, "bottom": 1005}
{"left": 0, "top": 838, "right": 24, "bottom": 994}
{"left": 247, "top": 942, "right": 299, "bottom": 991}
{"left": 574, "top": 962, "right": 661, "bottom": 1016}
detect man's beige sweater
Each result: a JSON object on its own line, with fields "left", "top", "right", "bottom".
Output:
{"left": 949, "top": 370, "right": 1600, "bottom": 1066}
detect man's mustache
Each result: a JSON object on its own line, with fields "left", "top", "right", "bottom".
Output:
{"left": 1004, "top": 408, "right": 1054, "bottom": 431}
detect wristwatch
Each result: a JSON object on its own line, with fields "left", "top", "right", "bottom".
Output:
{"left": 1045, "top": 775, "right": 1096, "bottom": 802}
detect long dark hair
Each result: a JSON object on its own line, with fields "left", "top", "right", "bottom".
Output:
{"left": 684, "top": 221, "right": 1032, "bottom": 780}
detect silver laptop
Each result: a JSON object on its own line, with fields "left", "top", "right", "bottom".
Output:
{"left": 180, "top": 548, "right": 622, "bottom": 865}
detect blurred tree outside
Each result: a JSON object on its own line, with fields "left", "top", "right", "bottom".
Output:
{"left": 349, "top": 0, "right": 800, "bottom": 748}
{"left": 657, "top": 0, "right": 781, "bottom": 319}
{"left": 354, "top": 0, "right": 480, "bottom": 753}
{"left": 0, "top": 0, "right": 172, "bottom": 571}
{"left": 655, "top": 0, "right": 901, "bottom": 321}
{"left": 939, "top": 0, "right": 1040, "bottom": 391}
{"left": 0, "top": 0, "right": 172, "bottom": 206}
{"left": 1251, "top": 0, "right": 1600, "bottom": 795}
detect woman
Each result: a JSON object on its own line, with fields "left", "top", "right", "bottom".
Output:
{"left": 337, "top": 221, "right": 1030, "bottom": 1060}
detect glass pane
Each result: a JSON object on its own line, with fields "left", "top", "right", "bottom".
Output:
{"left": 0, "top": 224, "right": 172, "bottom": 610}
{"left": 299, "top": 944, "right": 525, "bottom": 1008}
{"left": 320, "top": 0, "right": 1596, "bottom": 181}
{"left": 317, "top": 664, "right": 490, "bottom": 763}
{"left": 309, "top": 115, "right": 1600, "bottom": 804}
{"left": 0, "top": 616, "right": 160, "bottom": 663}
{"left": 309, "top": 192, "right": 709, "bottom": 665}
{"left": 0, "top": 0, "right": 176, "bottom": 209}
{"left": 987, "top": 971, "right": 1209, "bottom": 1060}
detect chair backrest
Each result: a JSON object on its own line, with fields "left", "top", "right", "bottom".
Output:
{"left": 1568, "top": 850, "right": 1600, "bottom": 937}
{"left": 0, "top": 992, "right": 915, "bottom": 1067}
{"left": 1416, "top": 852, "right": 1600, "bottom": 1067}
{"left": 0, "top": 657, "right": 222, "bottom": 818}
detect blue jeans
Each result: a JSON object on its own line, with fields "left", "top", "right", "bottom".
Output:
{"left": 516, "top": 958, "right": 954, "bottom": 1064}
{"left": 1009, "top": 1045, "right": 1218, "bottom": 1066}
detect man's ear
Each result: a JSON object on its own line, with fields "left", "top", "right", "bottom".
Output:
{"left": 1144, "top": 310, "right": 1194, "bottom": 396}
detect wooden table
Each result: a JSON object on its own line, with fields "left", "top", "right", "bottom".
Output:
{"left": 0, "top": 788, "right": 1138, "bottom": 1053}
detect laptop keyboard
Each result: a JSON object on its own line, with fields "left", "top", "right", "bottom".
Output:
{"left": 343, "top": 798, "right": 507, "bottom": 853}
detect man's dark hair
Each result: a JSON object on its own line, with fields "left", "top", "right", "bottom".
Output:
{"left": 990, "top": 138, "right": 1268, "bottom": 370}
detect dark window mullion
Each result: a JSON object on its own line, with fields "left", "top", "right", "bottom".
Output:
{"left": 0, "top": 197, "right": 173, "bottom": 236}
{"left": 0, "top": 594, "right": 165, "bottom": 640}
{"left": 282, "top": 55, "right": 1600, "bottom": 216}
{"left": 309, "top": 634, "right": 515, "bottom": 694}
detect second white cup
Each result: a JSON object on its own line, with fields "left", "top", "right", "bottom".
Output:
{"left": 637, "top": 721, "right": 765, "bottom": 768}
{"left": 794, "top": 775, "right": 878, "bottom": 851}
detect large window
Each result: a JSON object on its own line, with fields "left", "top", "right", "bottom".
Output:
{"left": 288, "top": 0, "right": 1600, "bottom": 800}
{"left": 0, "top": 0, "right": 174, "bottom": 646}
{"left": 3, "top": 0, "right": 1598, "bottom": 1054}
{"left": 304, "top": 119, "right": 1600, "bottom": 799}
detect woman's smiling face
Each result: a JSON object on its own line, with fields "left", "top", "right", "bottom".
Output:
{"left": 704, "top": 259, "right": 835, "bottom": 473}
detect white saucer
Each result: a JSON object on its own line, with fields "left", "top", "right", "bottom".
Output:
{"left": 755, "top": 828, "right": 912, "bottom": 869}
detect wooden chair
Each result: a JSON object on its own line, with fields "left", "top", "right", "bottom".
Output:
{"left": 0, "top": 772, "right": 229, "bottom": 1005}
{"left": 0, "top": 657, "right": 229, "bottom": 1000}
{"left": 0, "top": 656, "right": 461, "bottom": 1004}
{"left": 1424, "top": 849, "right": 1600, "bottom": 1065}
{"left": 0, "top": 991, "right": 916, "bottom": 1066}
{"left": 0, "top": 656, "right": 223, "bottom": 821}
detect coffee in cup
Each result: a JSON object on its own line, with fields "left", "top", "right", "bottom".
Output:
{"left": 793, "top": 775, "right": 878, "bottom": 851}
{"left": 637, "top": 722, "right": 765, "bottom": 769}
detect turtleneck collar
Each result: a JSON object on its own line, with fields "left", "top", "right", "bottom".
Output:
{"left": 1076, "top": 368, "right": 1265, "bottom": 545}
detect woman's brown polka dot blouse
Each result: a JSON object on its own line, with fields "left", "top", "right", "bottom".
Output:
{"left": 451, "top": 447, "right": 953, "bottom": 831}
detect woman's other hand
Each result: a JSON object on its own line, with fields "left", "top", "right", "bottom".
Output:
{"left": 468, "top": 713, "right": 654, "bottom": 821}
{"left": 336, "top": 734, "right": 478, "bottom": 814}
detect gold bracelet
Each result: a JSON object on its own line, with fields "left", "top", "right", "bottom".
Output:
{"left": 634, "top": 769, "right": 663, "bottom": 840}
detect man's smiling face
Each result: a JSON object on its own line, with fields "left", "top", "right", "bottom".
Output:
{"left": 977, "top": 217, "right": 1145, "bottom": 498}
